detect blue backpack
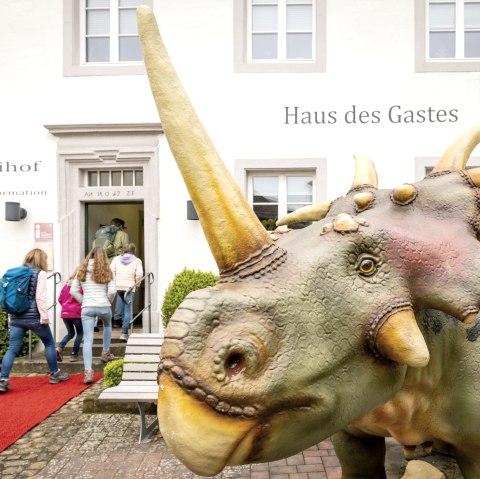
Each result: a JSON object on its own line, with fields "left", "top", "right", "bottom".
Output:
{"left": 0, "top": 266, "right": 33, "bottom": 315}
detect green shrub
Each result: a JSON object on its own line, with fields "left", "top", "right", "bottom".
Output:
{"left": 161, "top": 268, "right": 219, "bottom": 326}
{"left": 261, "top": 218, "right": 277, "bottom": 231}
{"left": 0, "top": 307, "right": 40, "bottom": 360}
{"left": 103, "top": 358, "right": 124, "bottom": 387}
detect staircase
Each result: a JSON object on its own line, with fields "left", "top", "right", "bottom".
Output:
{"left": 12, "top": 327, "right": 140, "bottom": 374}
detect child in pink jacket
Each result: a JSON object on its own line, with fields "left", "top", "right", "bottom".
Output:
{"left": 57, "top": 270, "right": 83, "bottom": 362}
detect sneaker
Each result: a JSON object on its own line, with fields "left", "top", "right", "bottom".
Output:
{"left": 0, "top": 379, "right": 10, "bottom": 393}
{"left": 119, "top": 333, "right": 128, "bottom": 342}
{"left": 69, "top": 352, "right": 79, "bottom": 362}
{"left": 50, "top": 369, "right": 70, "bottom": 384}
{"left": 56, "top": 347, "right": 63, "bottom": 362}
{"left": 100, "top": 351, "right": 116, "bottom": 363}
{"left": 84, "top": 370, "right": 94, "bottom": 384}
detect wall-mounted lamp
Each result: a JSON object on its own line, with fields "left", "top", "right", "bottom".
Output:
{"left": 5, "top": 202, "right": 27, "bottom": 221}
{"left": 187, "top": 200, "right": 199, "bottom": 220}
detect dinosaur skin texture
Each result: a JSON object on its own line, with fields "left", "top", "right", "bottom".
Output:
{"left": 136, "top": 6, "right": 480, "bottom": 478}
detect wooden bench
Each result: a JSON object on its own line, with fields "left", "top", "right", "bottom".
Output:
{"left": 98, "top": 332, "right": 163, "bottom": 443}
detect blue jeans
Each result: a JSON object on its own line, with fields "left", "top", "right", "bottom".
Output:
{"left": 81, "top": 307, "right": 112, "bottom": 371}
{"left": 1, "top": 319, "right": 59, "bottom": 379}
{"left": 58, "top": 318, "right": 83, "bottom": 354}
{"left": 114, "top": 291, "right": 134, "bottom": 334}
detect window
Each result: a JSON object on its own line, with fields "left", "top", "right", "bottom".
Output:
{"left": 250, "top": 0, "right": 313, "bottom": 61}
{"left": 415, "top": 0, "right": 480, "bottom": 71}
{"left": 234, "top": 0, "right": 326, "bottom": 73}
{"left": 248, "top": 171, "right": 315, "bottom": 229}
{"left": 87, "top": 169, "right": 144, "bottom": 186}
{"left": 64, "top": 0, "right": 152, "bottom": 76}
{"left": 84, "top": 0, "right": 143, "bottom": 63}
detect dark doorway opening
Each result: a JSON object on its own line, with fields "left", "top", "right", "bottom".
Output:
{"left": 85, "top": 201, "right": 145, "bottom": 328}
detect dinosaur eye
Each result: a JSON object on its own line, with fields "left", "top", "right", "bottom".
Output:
{"left": 358, "top": 257, "right": 377, "bottom": 276}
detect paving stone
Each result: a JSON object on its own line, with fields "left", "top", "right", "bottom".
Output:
{"left": 251, "top": 472, "right": 269, "bottom": 479}
{"left": 29, "top": 461, "right": 48, "bottom": 469}
{"left": 2, "top": 467, "right": 22, "bottom": 474}
{"left": 287, "top": 454, "right": 305, "bottom": 465}
{"left": 325, "top": 467, "right": 342, "bottom": 479}
{"left": 307, "top": 473, "right": 327, "bottom": 479}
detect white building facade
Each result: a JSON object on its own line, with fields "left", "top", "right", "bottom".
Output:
{"left": 0, "top": 0, "right": 479, "bottom": 335}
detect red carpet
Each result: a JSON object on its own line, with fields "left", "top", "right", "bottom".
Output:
{"left": 0, "top": 373, "right": 103, "bottom": 453}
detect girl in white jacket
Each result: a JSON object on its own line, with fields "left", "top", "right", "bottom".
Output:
{"left": 71, "top": 247, "right": 116, "bottom": 384}
{"left": 110, "top": 243, "right": 143, "bottom": 341}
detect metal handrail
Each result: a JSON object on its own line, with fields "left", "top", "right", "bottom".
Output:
{"left": 125, "top": 272, "right": 154, "bottom": 333}
{"left": 28, "top": 271, "right": 62, "bottom": 360}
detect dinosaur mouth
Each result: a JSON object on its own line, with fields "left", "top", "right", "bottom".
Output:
{"left": 158, "top": 374, "right": 259, "bottom": 476}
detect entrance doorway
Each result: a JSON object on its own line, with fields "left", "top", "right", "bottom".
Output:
{"left": 47, "top": 122, "right": 161, "bottom": 334}
{"left": 85, "top": 201, "right": 145, "bottom": 326}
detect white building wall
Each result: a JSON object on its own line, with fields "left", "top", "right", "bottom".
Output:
{"left": 0, "top": 0, "right": 479, "bottom": 321}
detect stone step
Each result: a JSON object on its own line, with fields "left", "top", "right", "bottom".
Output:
{"left": 12, "top": 356, "right": 110, "bottom": 374}
{"left": 58, "top": 341, "right": 127, "bottom": 356}
{"left": 12, "top": 329, "right": 141, "bottom": 374}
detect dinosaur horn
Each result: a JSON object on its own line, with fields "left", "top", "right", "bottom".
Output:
{"left": 351, "top": 153, "right": 378, "bottom": 189}
{"left": 137, "top": 6, "right": 282, "bottom": 276}
{"left": 375, "top": 309, "right": 430, "bottom": 368}
{"left": 276, "top": 201, "right": 332, "bottom": 227}
{"left": 467, "top": 167, "right": 480, "bottom": 187}
{"left": 432, "top": 123, "right": 480, "bottom": 173}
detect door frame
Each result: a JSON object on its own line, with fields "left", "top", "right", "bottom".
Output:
{"left": 45, "top": 123, "right": 162, "bottom": 333}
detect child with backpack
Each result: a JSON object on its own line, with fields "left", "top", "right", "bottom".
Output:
{"left": 0, "top": 249, "right": 69, "bottom": 393}
{"left": 56, "top": 269, "right": 83, "bottom": 363}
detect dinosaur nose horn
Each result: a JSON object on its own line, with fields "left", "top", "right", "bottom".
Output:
{"left": 137, "top": 6, "right": 283, "bottom": 277}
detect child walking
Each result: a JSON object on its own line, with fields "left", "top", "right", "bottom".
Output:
{"left": 71, "top": 247, "right": 116, "bottom": 384}
{"left": 110, "top": 243, "right": 143, "bottom": 342}
{"left": 56, "top": 270, "right": 84, "bottom": 363}
{"left": 0, "top": 249, "right": 69, "bottom": 393}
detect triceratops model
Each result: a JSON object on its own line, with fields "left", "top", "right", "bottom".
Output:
{"left": 137, "top": 6, "right": 480, "bottom": 479}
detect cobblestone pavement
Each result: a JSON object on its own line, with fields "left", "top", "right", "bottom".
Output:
{"left": 0, "top": 378, "right": 463, "bottom": 479}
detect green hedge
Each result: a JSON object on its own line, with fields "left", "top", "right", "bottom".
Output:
{"left": 161, "top": 268, "right": 219, "bottom": 326}
{"left": 103, "top": 358, "right": 124, "bottom": 387}
{"left": 0, "top": 308, "right": 40, "bottom": 360}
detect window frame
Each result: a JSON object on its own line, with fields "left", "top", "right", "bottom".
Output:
{"left": 234, "top": 0, "right": 326, "bottom": 73}
{"left": 63, "top": 0, "right": 152, "bottom": 77}
{"left": 415, "top": 0, "right": 480, "bottom": 72}
{"left": 235, "top": 158, "right": 327, "bottom": 227}
{"left": 248, "top": 170, "right": 316, "bottom": 223}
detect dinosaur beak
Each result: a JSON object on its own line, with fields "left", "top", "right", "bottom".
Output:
{"left": 158, "top": 375, "right": 257, "bottom": 476}
{"left": 137, "top": 6, "right": 283, "bottom": 278}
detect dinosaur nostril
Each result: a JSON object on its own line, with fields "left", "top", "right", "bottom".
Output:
{"left": 224, "top": 352, "right": 246, "bottom": 379}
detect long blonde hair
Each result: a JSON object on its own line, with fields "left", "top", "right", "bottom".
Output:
{"left": 23, "top": 248, "right": 48, "bottom": 272}
{"left": 76, "top": 247, "right": 113, "bottom": 284}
